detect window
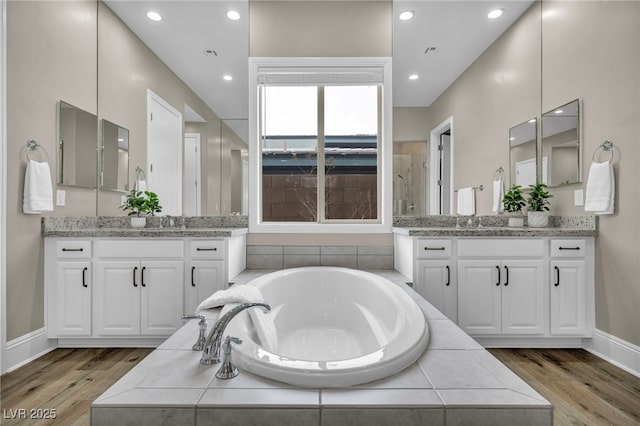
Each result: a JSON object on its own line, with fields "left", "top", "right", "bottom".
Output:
{"left": 249, "top": 58, "right": 392, "bottom": 233}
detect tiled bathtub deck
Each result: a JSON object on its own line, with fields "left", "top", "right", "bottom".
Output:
{"left": 91, "top": 270, "right": 552, "bottom": 426}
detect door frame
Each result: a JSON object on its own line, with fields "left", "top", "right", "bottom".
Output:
{"left": 183, "top": 132, "right": 201, "bottom": 216}
{"left": 429, "top": 116, "right": 454, "bottom": 215}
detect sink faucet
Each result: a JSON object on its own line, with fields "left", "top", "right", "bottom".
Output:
{"left": 200, "top": 302, "right": 271, "bottom": 365}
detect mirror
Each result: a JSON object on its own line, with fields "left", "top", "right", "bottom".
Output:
{"left": 541, "top": 99, "right": 581, "bottom": 186}
{"left": 509, "top": 118, "right": 538, "bottom": 188}
{"left": 100, "top": 119, "right": 129, "bottom": 192}
{"left": 58, "top": 101, "right": 98, "bottom": 188}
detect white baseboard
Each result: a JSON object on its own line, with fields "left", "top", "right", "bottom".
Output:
{"left": 4, "top": 328, "right": 57, "bottom": 374}
{"left": 584, "top": 329, "right": 640, "bottom": 379}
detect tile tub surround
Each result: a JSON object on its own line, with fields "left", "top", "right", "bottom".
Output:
{"left": 392, "top": 215, "right": 597, "bottom": 237}
{"left": 91, "top": 270, "right": 552, "bottom": 426}
{"left": 246, "top": 245, "right": 394, "bottom": 270}
{"left": 41, "top": 216, "right": 248, "bottom": 237}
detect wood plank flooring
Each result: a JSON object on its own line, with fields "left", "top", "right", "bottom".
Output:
{"left": 1, "top": 348, "right": 639, "bottom": 425}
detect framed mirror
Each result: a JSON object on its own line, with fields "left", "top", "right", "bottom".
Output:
{"left": 57, "top": 101, "right": 98, "bottom": 188}
{"left": 509, "top": 118, "right": 538, "bottom": 187}
{"left": 100, "top": 119, "right": 130, "bottom": 192}
{"left": 541, "top": 99, "right": 581, "bottom": 186}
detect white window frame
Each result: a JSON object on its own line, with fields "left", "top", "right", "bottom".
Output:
{"left": 249, "top": 57, "right": 392, "bottom": 233}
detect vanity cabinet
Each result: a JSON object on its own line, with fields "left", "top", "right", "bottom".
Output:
{"left": 414, "top": 239, "right": 457, "bottom": 321}
{"left": 550, "top": 239, "right": 588, "bottom": 335}
{"left": 185, "top": 239, "right": 227, "bottom": 314}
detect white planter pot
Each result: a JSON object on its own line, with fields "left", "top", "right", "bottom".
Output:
{"left": 131, "top": 217, "right": 146, "bottom": 228}
{"left": 507, "top": 216, "right": 524, "bottom": 227}
{"left": 527, "top": 211, "right": 549, "bottom": 228}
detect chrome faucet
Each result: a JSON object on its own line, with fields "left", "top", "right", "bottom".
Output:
{"left": 182, "top": 315, "right": 207, "bottom": 351}
{"left": 200, "top": 302, "right": 271, "bottom": 365}
{"left": 215, "top": 336, "right": 243, "bottom": 379}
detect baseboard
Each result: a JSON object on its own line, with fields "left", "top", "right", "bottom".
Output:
{"left": 4, "top": 328, "right": 57, "bottom": 374}
{"left": 584, "top": 329, "right": 640, "bottom": 379}
{"left": 57, "top": 337, "right": 164, "bottom": 348}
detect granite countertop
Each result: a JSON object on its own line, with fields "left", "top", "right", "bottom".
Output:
{"left": 392, "top": 215, "right": 598, "bottom": 237}
{"left": 42, "top": 216, "right": 249, "bottom": 238}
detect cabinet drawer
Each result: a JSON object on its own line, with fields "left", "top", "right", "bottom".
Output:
{"left": 416, "top": 239, "right": 452, "bottom": 258}
{"left": 550, "top": 239, "right": 586, "bottom": 258}
{"left": 190, "top": 240, "right": 225, "bottom": 259}
{"left": 56, "top": 240, "right": 91, "bottom": 258}
{"left": 458, "top": 239, "right": 544, "bottom": 258}
{"left": 96, "top": 240, "right": 184, "bottom": 258}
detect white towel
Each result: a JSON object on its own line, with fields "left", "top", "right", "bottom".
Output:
{"left": 585, "top": 161, "right": 615, "bottom": 215}
{"left": 136, "top": 180, "right": 148, "bottom": 192}
{"left": 492, "top": 179, "right": 504, "bottom": 213}
{"left": 23, "top": 160, "right": 53, "bottom": 214}
{"left": 456, "top": 187, "right": 475, "bottom": 215}
{"left": 196, "top": 285, "right": 278, "bottom": 352}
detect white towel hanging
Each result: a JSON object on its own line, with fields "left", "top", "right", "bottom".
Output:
{"left": 456, "top": 187, "right": 475, "bottom": 215}
{"left": 585, "top": 161, "right": 614, "bottom": 215}
{"left": 492, "top": 179, "right": 504, "bottom": 213}
{"left": 23, "top": 159, "right": 54, "bottom": 214}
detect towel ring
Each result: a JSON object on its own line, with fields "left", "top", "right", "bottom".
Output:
{"left": 494, "top": 167, "right": 504, "bottom": 180}
{"left": 26, "top": 140, "right": 49, "bottom": 162}
{"left": 592, "top": 140, "right": 614, "bottom": 162}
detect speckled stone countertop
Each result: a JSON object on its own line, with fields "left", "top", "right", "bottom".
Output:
{"left": 42, "top": 216, "right": 249, "bottom": 238}
{"left": 392, "top": 215, "right": 597, "bottom": 237}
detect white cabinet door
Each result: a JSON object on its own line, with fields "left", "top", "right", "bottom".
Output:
{"left": 94, "top": 261, "right": 141, "bottom": 336}
{"left": 140, "top": 261, "right": 184, "bottom": 335}
{"left": 416, "top": 260, "right": 456, "bottom": 322}
{"left": 185, "top": 260, "right": 226, "bottom": 315}
{"left": 550, "top": 260, "right": 586, "bottom": 335}
{"left": 56, "top": 262, "right": 91, "bottom": 336}
{"left": 457, "top": 260, "right": 501, "bottom": 335}
{"left": 501, "top": 260, "right": 546, "bottom": 335}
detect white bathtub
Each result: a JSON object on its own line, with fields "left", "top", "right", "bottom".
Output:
{"left": 225, "top": 267, "right": 429, "bottom": 387}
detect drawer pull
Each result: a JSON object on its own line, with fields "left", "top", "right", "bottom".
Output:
{"left": 191, "top": 266, "right": 196, "bottom": 287}
{"left": 62, "top": 248, "right": 84, "bottom": 252}
{"left": 424, "top": 247, "right": 445, "bottom": 251}
{"left": 554, "top": 266, "right": 560, "bottom": 287}
{"left": 496, "top": 265, "right": 501, "bottom": 286}
{"left": 141, "top": 266, "right": 146, "bottom": 287}
{"left": 504, "top": 265, "right": 509, "bottom": 286}
{"left": 197, "top": 247, "right": 218, "bottom": 251}
{"left": 445, "top": 265, "right": 450, "bottom": 286}
{"left": 82, "top": 267, "right": 88, "bottom": 288}
{"left": 559, "top": 246, "right": 581, "bottom": 251}
{"left": 133, "top": 266, "right": 138, "bottom": 287}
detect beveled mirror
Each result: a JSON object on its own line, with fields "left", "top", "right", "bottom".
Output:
{"left": 541, "top": 99, "right": 581, "bottom": 186}
{"left": 509, "top": 118, "right": 538, "bottom": 187}
{"left": 58, "top": 100, "right": 98, "bottom": 188}
{"left": 100, "top": 119, "right": 130, "bottom": 192}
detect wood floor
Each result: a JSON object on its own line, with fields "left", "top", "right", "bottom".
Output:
{"left": 1, "top": 348, "right": 639, "bottom": 425}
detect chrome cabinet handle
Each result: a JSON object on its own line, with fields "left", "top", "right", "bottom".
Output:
{"left": 445, "top": 265, "right": 450, "bottom": 286}
{"left": 504, "top": 266, "right": 509, "bottom": 286}
{"left": 133, "top": 266, "right": 138, "bottom": 287}
{"left": 82, "top": 267, "right": 88, "bottom": 288}
{"left": 496, "top": 265, "right": 501, "bottom": 286}
{"left": 141, "top": 266, "right": 146, "bottom": 287}
{"left": 191, "top": 266, "right": 196, "bottom": 287}
{"left": 554, "top": 266, "right": 560, "bottom": 287}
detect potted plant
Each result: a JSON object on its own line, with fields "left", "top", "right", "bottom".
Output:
{"left": 527, "top": 182, "right": 552, "bottom": 227}
{"left": 120, "top": 190, "right": 162, "bottom": 228}
{"left": 503, "top": 184, "right": 526, "bottom": 227}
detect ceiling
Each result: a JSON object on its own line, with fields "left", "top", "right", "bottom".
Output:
{"left": 105, "top": 0, "right": 534, "bottom": 145}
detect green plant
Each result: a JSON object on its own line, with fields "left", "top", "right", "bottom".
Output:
{"left": 503, "top": 184, "right": 526, "bottom": 213}
{"left": 527, "top": 182, "right": 552, "bottom": 212}
{"left": 119, "top": 189, "right": 162, "bottom": 217}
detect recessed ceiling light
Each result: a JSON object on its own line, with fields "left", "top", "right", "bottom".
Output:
{"left": 118, "top": 138, "right": 124, "bottom": 142}
{"left": 146, "top": 11, "right": 162, "bottom": 22}
{"left": 227, "top": 10, "right": 241, "bottom": 21}
{"left": 409, "top": 74, "right": 419, "bottom": 81}
{"left": 510, "top": 137, "right": 515, "bottom": 141}
{"left": 223, "top": 74, "right": 233, "bottom": 81}
{"left": 399, "top": 10, "right": 415, "bottom": 21}
{"left": 487, "top": 8, "right": 504, "bottom": 19}
{"left": 528, "top": 119, "right": 536, "bottom": 123}
{"left": 554, "top": 109, "right": 564, "bottom": 114}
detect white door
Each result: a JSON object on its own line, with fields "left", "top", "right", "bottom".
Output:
{"left": 242, "top": 159, "right": 249, "bottom": 215}
{"left": 140, "top": 261, "right": 184, "bottom": 335}
{"left": 429, "top": 117, "right": 454, "bottom": 215}
{"left": 501, "top": 260, "right": 546, "bottom": 335}
{"left": 56, "top": 262, "right": 91, "bottom": 336}
{"left": 416, "top": 260, "right": 456, "bottom": 322}
{"left": 185, "top": 260, "right": 226, "bottom": 314}
{"left": 183, "top": 133, "right": 201, "bottom": 216}
{"left": 95, "top": 261, "right": 141, "bottom": 336}
{"left": 147, "top": 90, "right": 183, "bottom": 215}
{"left": 550, "top": 260, "right": 586, "bottom": 335}
{"left": 515, "top": 158, "right": 537, "bottom": 187}
{"left": 457, "top": 260, "right": 501, "bottom": 335}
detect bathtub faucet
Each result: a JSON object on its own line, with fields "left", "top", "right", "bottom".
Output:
{"left": 200, "top": 302, "right": 271, "bottom": 365}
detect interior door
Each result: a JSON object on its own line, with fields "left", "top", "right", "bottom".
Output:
{"left": 183, "top": 133, "right": 201, "bottom": 216}
{"left": 147, "top": 90, "right": 183, "bottom": 215}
